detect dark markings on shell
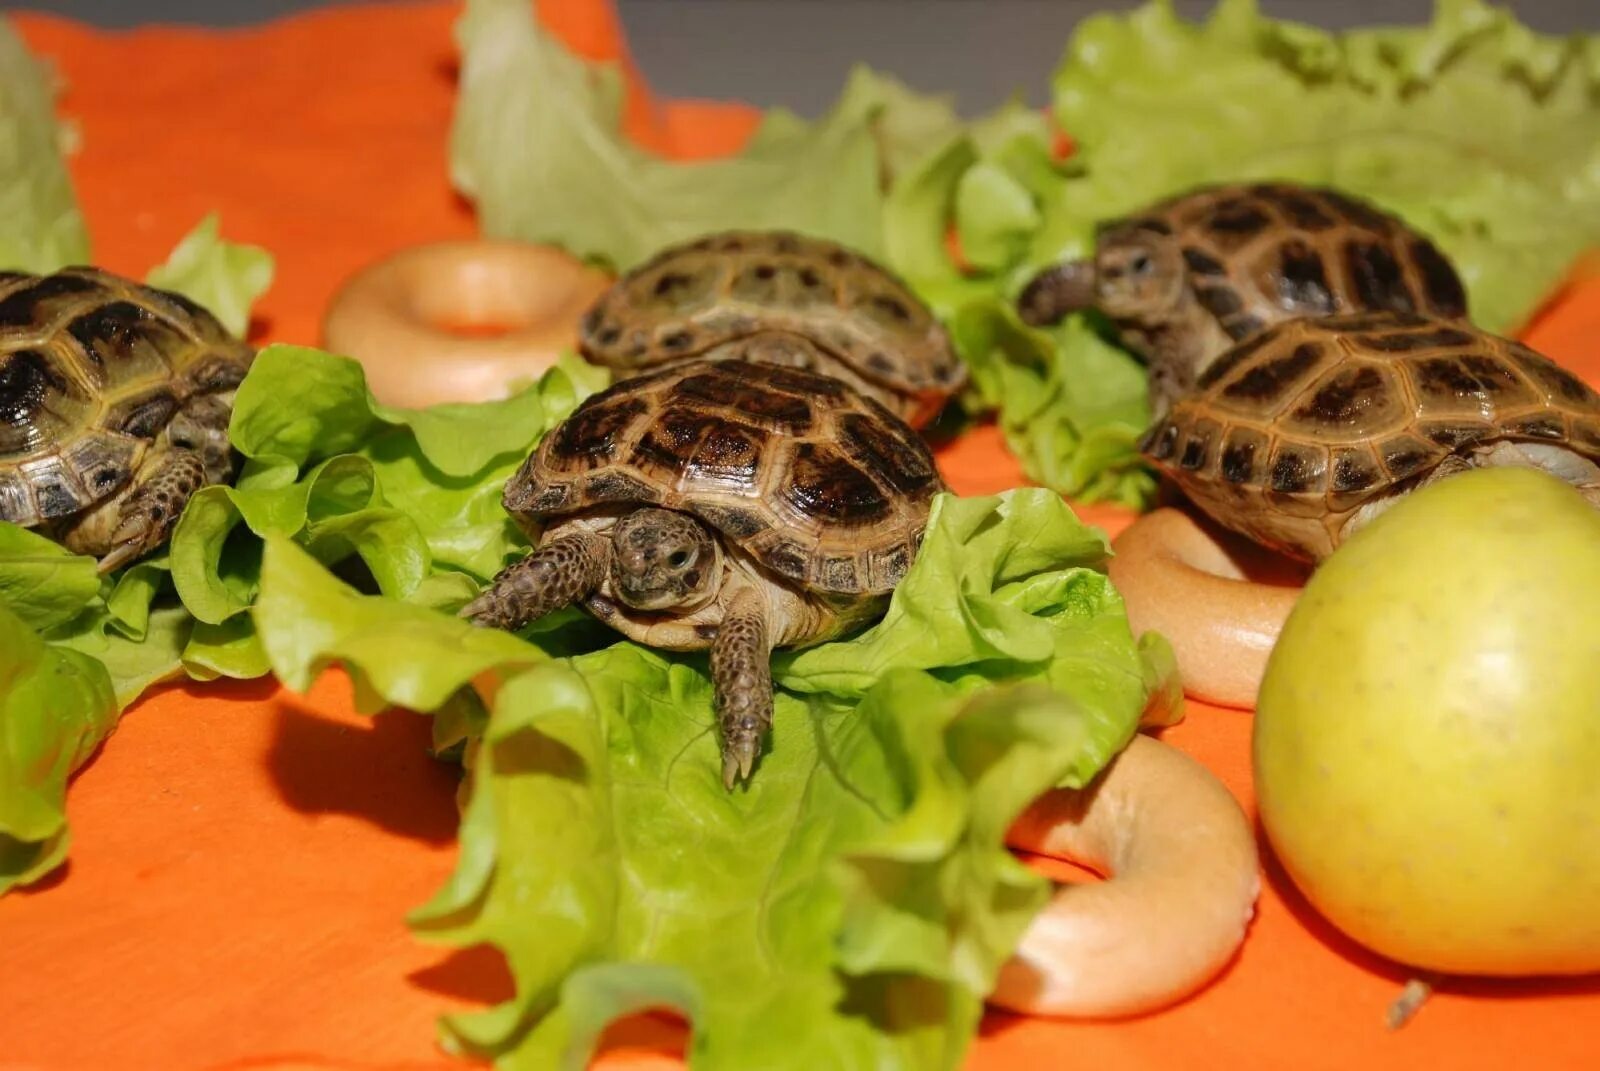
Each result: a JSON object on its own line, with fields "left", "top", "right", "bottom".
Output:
{"left": 1179, "top": 434, "right": 1209, "bottom": 471}
{"left": 1296, "top": 365, "right": 1386, "bottom": 426}
{"left": 1422, "top": 423, "right": 1489, "bottom": 448}
{"left": 763, "top": 539, "right": 810, "bottom": 581}
{"left": 798, "top": 267, "right": 822, "bottom": 289}
{"left": 1196, "top": 285, "right": 1242, "bottom": 319}
{"left": 751, "top": 363, "right": 849, "bottom": 399}
{"left": 1196, "top": 329, "right": 1277, "bottom": 389}
{"left": 147, "top": 286, "right": 217, "bottom": 330}
{"left": 583, "top": 470, "right": 661, "bottom": 504}
{"left": 1319, "top": 190, "right": 1391, "bottom": 231}
{"left": 35, "top": 473, "right": 81, "bottom": 518}
{"left": 1140, "top": 420, "right": 1179, "bottom": 460}
{"left": 873, "top": 543, "right": 912, "bottom": 588}
{"left": 64, "top": 300, "right": 161, "bottom": 370}
{"left": 653, "top": 272, "right": 692, "bottom": 298}
{"left": 0, "top": 272, "right": 100, "bottom": 328}
{"left": 783, "top": 442, "right": 890, "bottom": 524}
{"left": 1409, "top": 239, "right": 1467, "bottom": 316}
{"left": 1208, "top": 201, "right": 1271, "bottom": 236}
{"left": 838, "top": 412, "right": 936, "bottom": 494}
{"left": 687, "top": 501, "right": 769, "bottom": 540}
{"left": 866, "top": 351, "right": 896, "bottom": 374}
{"left": 821, "top": 555, "right": 861, "bottom": 590}
{"left": 1506, "top": 344, "right": 1597, "bottom": 405}
{"left": 1270, "top": 189, "right": 1337, "bottom": 231}
{"left": 773, "top": 234, "right": 801, "bottom": 254}
{"left": 677, "top": 368, "right": 813, "bottom": 429}
{"left": 660, "top": 330, "right": 695, "bottom": 351}
{"left": 1273, "top": 240, "right": 1335, "bottom": 314}
{"left": 1269, "top": 444, "right": 1326, "bottom": 494}
{"left": 550, "top": 394, "right": 648, "bottom": 466}
{"left": 691, "top": 422, "right": 763, "bottom": 484}
{"left": 1221, "top": 341, "right": 1325, "bottom": 403}
{"left": 1182, "top": 247, "right": 1226, "bottom": 277}
{"left": 637, "top": 406, "right": 716, "bottom": 471}
{"left": 869, "top": 294, "right": 913, "bottom": 323}
{"left": 1409, "top": 354, "right": 1502, "bottom": 407}
{"left": 1220, "top": 439, "right": 1257, "bottom": 484}
{"left": 753, "top": 264, "right": 777, "bottom": 281}
{"left": 0, "top": 349, "right": 68, "bottom": 435}
{"left": 1332, "top": 450, "right": 1381, "bottom": 492}
{"left": 186, "top": 356, "right": 249, "bottom": 392}
{"left": 1359, "top": 327, "right": 1477, "bottom": 353}
{"left": 1376, "top": 438, "right": 1440, "bottom": 480}
{"left": 1502, "top": 414, "right": 1566, "bottom": 440}
{"left": 1345, "top": 240, "right": 1415, "bottom": 313}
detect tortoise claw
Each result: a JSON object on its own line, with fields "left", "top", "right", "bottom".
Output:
{"left": 722, "top": 734, "right": 760, "bottom": 791}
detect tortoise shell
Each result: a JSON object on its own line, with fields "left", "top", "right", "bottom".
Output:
{"left": 0, "top": 267, "right": 253, "bottom": 528}
{"left": 506, "top": 358, "right": 946, "bottom": 596}
{"left": 1140, "top": 311, "right": 1600, "bottom": 561}
{"left": 578, "top": 231, "right": 965, "bottom": 429}
{"left": 1109, "top": 183, "right": 1468, "bottom": 343}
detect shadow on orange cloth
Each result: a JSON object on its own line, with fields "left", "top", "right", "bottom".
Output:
{"left": 3, "top": 2, "right": 1600, "bottom": 1070}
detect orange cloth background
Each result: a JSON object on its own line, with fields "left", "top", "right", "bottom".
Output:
{"left": 3, "top": 2, "right": 1600, "bottom": 1069}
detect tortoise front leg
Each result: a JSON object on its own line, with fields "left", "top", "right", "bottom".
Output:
{"left": 711, "top": 583, "right": 775, "bottom": 789}
{"left": 462, "top": 527, "right": 610, "bottom": 631}
{"left": 66, "top": 445, "right": 211, "bottom": 574}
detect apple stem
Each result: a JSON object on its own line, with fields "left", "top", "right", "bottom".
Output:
{"left": 1385, "top": 977, "right": 1434, "bottom": 1029}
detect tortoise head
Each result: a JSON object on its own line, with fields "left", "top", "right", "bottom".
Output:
{"left": 1091, "top": 223, "right": 1187, "bottom": 326}
{"left": 609, "top": 508, "right": 722, "bottom": 612}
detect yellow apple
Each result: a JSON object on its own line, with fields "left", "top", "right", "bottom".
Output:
{"left": 1254, "top": 466, "right": 1600, "bottom": 975}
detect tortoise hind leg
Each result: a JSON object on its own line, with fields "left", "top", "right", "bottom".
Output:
{"left": 711, "top": 584, "right": 775, "bottom": 789}
{"left": 463, "top": 528, "right": 610, "bottom": 631}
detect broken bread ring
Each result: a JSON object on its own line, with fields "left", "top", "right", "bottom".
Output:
{"left": 322, "top": 239, "right": 611, "bottom": 408}
{"left": 1107, "top": 508, "right": 1305, "bottom": 709}
{"left": 994, "top": 733, "right": 1259, "bottom": 1018}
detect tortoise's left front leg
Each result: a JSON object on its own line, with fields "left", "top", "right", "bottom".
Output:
{"left": 103, "top": 394, "right": 238, "bottom": 572}
{"left": 711, "top": 583, "right": 775, "bottom": 790}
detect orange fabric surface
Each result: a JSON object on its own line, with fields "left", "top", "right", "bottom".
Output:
{"left": 3, "top": 2, "right": 1600, "bottom": 1069}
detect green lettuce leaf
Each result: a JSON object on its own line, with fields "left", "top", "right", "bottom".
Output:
{"left": 451, "top": 0, "right": 989, "bottom": 270}
{"left": 0, "top": 600, "right": 116, "bottom": 892}
{"left": 0, "top": 15, "right": 89, "bottom": 272}
{"left": 145, "top": 212, "right": 275, "bottom": 337}
{"left": 252, "top": 486, "right": 1167, "bottom": 1069}
{"left": 0, "top": 523, "right": 101, "bottom": 632}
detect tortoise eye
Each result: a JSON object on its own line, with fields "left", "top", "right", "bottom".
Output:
{"left": 667, "top": 549, "right": 692, "bottom": 568}
{"left": 1130, "top": 254, "right": 1154, "bottom": 276}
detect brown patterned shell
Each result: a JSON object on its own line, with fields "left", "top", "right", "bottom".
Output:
{"left": 1117, "top": 183, "right": 1467, "bottom": 343}
{"left": 1140, "top": 311, "right": 1600, "bottom": 561}
{"left": 507, "top": 359, "right": 946, "bottom": 596}
{"left": 0, "top": 267, "right": 254, "bottom": 528}
{"left": 577, "top": 231, "right": 965, "bottom": 428}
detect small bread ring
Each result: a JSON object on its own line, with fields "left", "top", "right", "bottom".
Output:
{"left": 994, "top": 733, "right": 1260, "bottom": 1018}
{"left": 322, "top": 239, "right": 612, "bottom": 408}
{"left": 1107, "top": 508, "right": 1306, "bottom": 709}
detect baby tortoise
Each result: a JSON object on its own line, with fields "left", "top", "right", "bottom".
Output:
{"left": 464, "top": 358, "right": 945, "bottom": 786}
{"left": 1018, "top": 183, "right": 1468, "bottom": 414}
{"left": 0, "top": 267, "right": 254, "bottom": 572}
{"left": 1141, "top": 311, "right": 1600, "bottom": 562}
{"left": 578, "top": 230, "right": 966, "bottom": 429}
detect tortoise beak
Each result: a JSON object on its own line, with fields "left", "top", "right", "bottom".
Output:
{"left": 1017, "top": 260, "right": 1095, "bottom": 327}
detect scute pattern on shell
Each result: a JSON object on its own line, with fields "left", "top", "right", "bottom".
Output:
{"left": 508, "top": 359, "right": 945, "bottom": 595}
{"left": 1140, "top": 312, "right": 1600, "bottom": 560}
{"left": 577, "top": 231, "right": 964, "bottom": 425}
{"left": 1117, "top": 183, "right": 1468, "bottom": 340}
{"left": 0, "top": 267, "right": 253, "bottom": 528}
